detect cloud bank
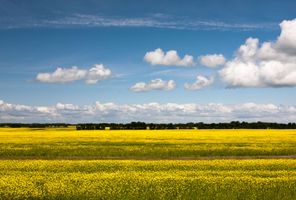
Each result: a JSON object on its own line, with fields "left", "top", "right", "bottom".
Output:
{"left": 36, "top": 64, "right": 112, "bottom": 84}
{"left": 130, "top": 79, "right": 176, "bottom": 92}
{"left": 1, "top": 99, "right": 296, "bottom": 123}
{"left": 219, "top": 19, "right": 296, "bottom": 87}
{"left": 144, "top": 48, "right": 195, "bottom": 67}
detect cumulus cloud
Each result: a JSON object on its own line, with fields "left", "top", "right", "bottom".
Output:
{"left": 130, "top": 79, "right": 176, "bottom": 92}
{"left": 276, "top": 19, "right": 296, "bottom": 53}
{"left": 184, "top": 75, "right": 214, "bottom": 90}
{"left": 36, "top": 64, "right": 112, "bottom": 84}
{"left": 199, "top": 54, "right": 226, "bottom": 68}
{"left": 219, "top": 19, "right": 296, "bottom": 87}
{"left": 1, "top": 99, "right": 296, "bottom": 123}
{"left": 144, "top": 48, "right": 195, "bottom": 67}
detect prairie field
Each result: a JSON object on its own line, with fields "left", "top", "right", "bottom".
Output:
{"left": 1, "top": 128, "right": 296, "bottom": 199}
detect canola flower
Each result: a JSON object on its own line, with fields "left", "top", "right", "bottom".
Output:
{"left": 0, "top": 160, "right": 296, "bottom": 199}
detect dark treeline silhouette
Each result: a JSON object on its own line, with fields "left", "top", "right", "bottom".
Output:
{"left": 0, "top": 123, "right": 69, "bottom": 128}
{"left": 1, "top": 122, "right": 296, "bottom": 129}
{"left": 76, "top": 121, "right": 296, "bottom": 130}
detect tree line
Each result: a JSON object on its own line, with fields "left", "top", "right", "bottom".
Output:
{"left": 0, "top": 123, "right": 69, "bottom": 128}
{"left": 1, "top": 122, "right": 296, "bottom": 129}
{"left": 76, "top": 121, "right": 296, "bottom": 130}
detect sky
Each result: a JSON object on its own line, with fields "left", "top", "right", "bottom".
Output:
{"left": 1, "top": 0, "right": 296, "bottom": 123}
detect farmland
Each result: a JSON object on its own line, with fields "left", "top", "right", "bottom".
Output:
{"left": 1, "top": 128, "right": 296, "bottom": 199}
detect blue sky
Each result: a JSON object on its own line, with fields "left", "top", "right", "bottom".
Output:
{"left": 1, "top": 0, "right": 296, "bottom": 123}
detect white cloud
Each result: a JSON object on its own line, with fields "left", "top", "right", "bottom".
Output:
{"left": 1, "top": 99, "right": 296, "bottom": 123}
{"left": 276, "top": 19, "right": 296, "bottom": 53}
{"left": 219, "top": 19, "right": 296, "bottom": 87}
{"left": 199, "top": 54, "right": 226, "bottom": 68}
{"left": 144, "top": 48, "right": 195, "bottom": 67}
{"left": 130, "top": 79, "right": 176, "bottom": 92}
{"left": 184, "top": 75, "right": 214, "bottom": 90}
{"left": 36, "top": 64, "right": 112, "bottom": 84}
{"left": 56, "top": 103, "right": 79, "bottom": 110}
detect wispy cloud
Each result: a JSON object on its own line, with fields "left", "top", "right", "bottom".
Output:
{"left": 2, "top": 14, "right": 277, "bottom": 31}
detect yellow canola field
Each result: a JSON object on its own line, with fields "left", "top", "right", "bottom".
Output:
{"left": 0, "top": 128, "right": 296, "bottom": 158}
{"left": 1, "top": 159, "right": 296, "bottom": 200}
{"left": 1, "top": 128, "right": 296, "bottom": 199}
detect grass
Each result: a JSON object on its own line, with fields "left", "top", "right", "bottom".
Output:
{"left": 1, "top": 128, "right": 296, "bottom": 199}
{"left": 0, "top": 128, "right": 296, "bottom": 159}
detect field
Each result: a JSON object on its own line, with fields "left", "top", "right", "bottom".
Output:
{"left": 1, "top": 128, "right": 296, "bottom": 199}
